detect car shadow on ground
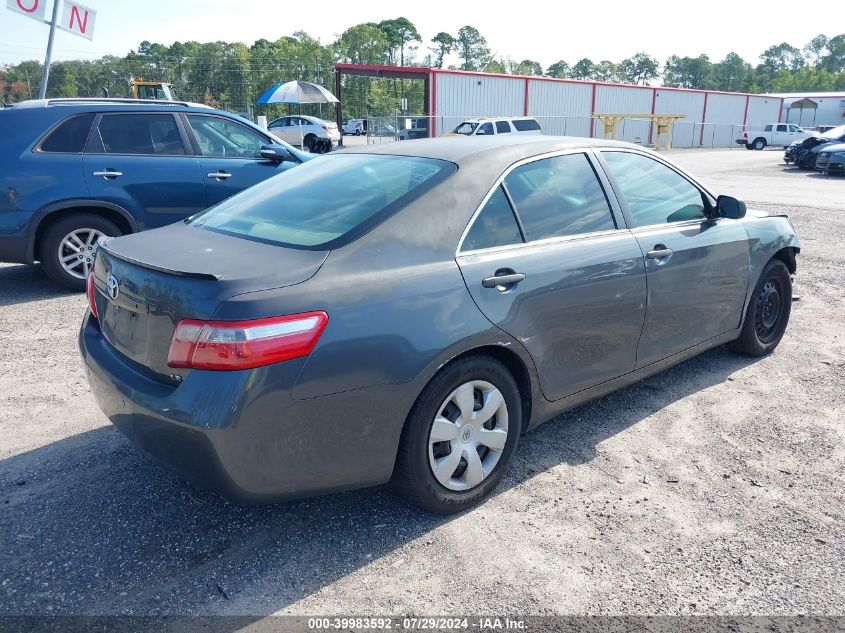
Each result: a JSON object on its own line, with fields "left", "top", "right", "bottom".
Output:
{"left": 0, "top": 346, "right": 756, "bottom": 620}
{"left": 0, "top": 264, "right": 75, "bottom": 307}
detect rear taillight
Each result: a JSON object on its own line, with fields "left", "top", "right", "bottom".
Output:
{"left": 743, "top": 132, "right": 748, "bottom": 138}
{"left": 86, "top": 271, "right": 98, "bottom": 319}
{"left": 167, "top": 311, "right": 328, "bottom": 370}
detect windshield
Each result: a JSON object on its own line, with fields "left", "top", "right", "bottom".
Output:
{"left": 189, "top": 154, "right": 456, "bottom": 249}
{"left": 821, "top": 125, "right": 845, "bottom": 139}
{"left": 453, "top": 122, "right": 479, "bottom": 135}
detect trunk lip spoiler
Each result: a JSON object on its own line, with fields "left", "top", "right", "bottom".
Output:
{"left": 98, "top": 241, "right": 222, "bottom": 280}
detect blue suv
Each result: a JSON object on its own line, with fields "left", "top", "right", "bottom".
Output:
{"left": 0, "top": 98, "right": 310, "bottom": 289}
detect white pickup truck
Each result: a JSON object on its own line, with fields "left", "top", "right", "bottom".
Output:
{"left": 736, "top": 123, "right": 811, "bottom": 150}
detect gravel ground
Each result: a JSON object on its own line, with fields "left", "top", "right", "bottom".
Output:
{"left": 0, "top": 149, "right": 843, "bottom": 617}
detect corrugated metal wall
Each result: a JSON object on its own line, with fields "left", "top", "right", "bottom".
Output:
{"left": 594, "top": 85, "right": 652, "bottom": 144}
{"left": 426, "top": 69, "right": 782, "bottom": 147}
{"left": 434, "top": 72, "right": 524, "bottom": 137}
{"left": 653, "top": 89, "right": 705, "bottom": 148}
{"left": 746, "top": 95, "right": 783, "bottom": 129}
{"left": 703, "top": 93, "right": 747, "bottom": 147}
{"left": 527, "top": 79, "right": 593, "bottom": 137}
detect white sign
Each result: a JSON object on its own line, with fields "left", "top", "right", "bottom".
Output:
{"left": 6, "top": 0, "right": 47, "bottom": 21}
{"left": 58, "top": 0, "right": 95, "bottom": 40}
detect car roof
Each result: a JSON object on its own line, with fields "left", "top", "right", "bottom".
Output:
{"left": 338, "top": 135, "right": 644, "bottom": 164}
{"left": 461, "top": 116, "right": 538, "bottom": 123}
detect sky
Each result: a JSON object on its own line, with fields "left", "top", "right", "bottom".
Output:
{"left": 1, "top": 0, "right": 843, "bottom": 69}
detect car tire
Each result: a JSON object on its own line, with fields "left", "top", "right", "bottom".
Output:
{"left": 304, "top": 134, "right": 316, "bottom": 152}
{"left": 753, "top": 138, "right": 767, "bottom": 150}
{"left": 39, "top": 213, "right": 122, "bottom": 291}
{"left": 392, "top": 355, "right": 523, "bottom": 514}
{"left": 727, "top": 259, "right": 792, "bottom": 357}
{"left": 744, "top": 144, "right": 754, "bottom": 151}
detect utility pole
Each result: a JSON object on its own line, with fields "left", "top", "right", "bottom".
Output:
{"left": 38, "top": 0, "right": 61, "bottom": 99}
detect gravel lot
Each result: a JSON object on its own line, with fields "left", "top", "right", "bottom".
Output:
{"left": 0, "top": 148, "right": 843, "bottom": 617}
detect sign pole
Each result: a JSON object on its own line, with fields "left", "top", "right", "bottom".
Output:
{"left": 38, "top": 0, "right": 61, "bottom": 99}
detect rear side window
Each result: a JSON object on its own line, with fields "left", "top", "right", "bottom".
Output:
{"left": 504, "top": 153, "right": 616, "bottom": 241}
{"left": 764, "top": 124, "right": 773, "bottom": 132}
{"left": 190, "top": 154, "right": 456, "bottom": 249}
{"left": 776, "top": 125, "right": 787, "bottom": 132}
{"left": 461, "top": 186, "right": 523, "bottom": 252}
{"left": 39, "top": 113, "right": 95, "bottom": 153}
{"left": 513, "top": 119, "right": 541, "bottom": 131}
{"left": 97, "top": 114, "right": 185, "bottom": 155}
{"left": 495, "top": 121, "right": 511, "bottom": 134}
{"left": 602, "top": 151, "right": 706, "bottom": 226}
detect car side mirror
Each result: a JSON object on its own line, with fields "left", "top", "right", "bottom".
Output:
{"left": 716, "top": 195, "right": 746, "bottom": 219}
{"left": 260, "top": 144, "right": 295, "bottom": 163}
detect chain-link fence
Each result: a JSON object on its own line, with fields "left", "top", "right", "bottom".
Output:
{"left": 338, "top": 113, "right": 755, "bottom": 150}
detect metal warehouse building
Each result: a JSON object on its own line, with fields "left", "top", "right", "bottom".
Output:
{"left": 772, "top": 92, "right": 845, "bottom": 128}
{"left": 335, "top": 64, "right": 785, "bottom": 148}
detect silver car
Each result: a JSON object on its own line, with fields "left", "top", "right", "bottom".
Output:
{"left": 80, "top": 136, "right": 799, "bottom": 514}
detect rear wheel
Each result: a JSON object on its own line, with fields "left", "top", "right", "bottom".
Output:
{"left": 303, "top": 134, "right": 317, "bottom": 152}
{"left": 753, "top": 138, "right": 767, "bottom": 150}
{"left": 744, "top": 143, "right": 755, "bottom": 151}
{"left": 392, "top": 356, "right": 522, "bottom": 514}
{"left": 728, "top": 259, "right": 792, "bottom": 356}
{"left": 39, "top": 213, "right": 122, "bottom": 291}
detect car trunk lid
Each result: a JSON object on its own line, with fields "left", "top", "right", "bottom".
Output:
{"left": 92, "top": 222, "right": 328, "bottom": 382}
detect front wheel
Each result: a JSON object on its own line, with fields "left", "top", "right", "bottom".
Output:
{"left": 392, "top": 356, "right": 522, "bottom": 514}
{"left": 39, "top": 213, "right": 122, "bottom": 291}
{"left": 728, "top": 259, "right": 792, "bottom": 356}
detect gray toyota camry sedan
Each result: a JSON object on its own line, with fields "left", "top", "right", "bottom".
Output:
{"left": 80, "top": 136, "right": 800, "bottom": 513}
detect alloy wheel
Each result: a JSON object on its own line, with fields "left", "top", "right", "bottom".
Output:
{"left": 428, "top": 380, "right": 509, "bottom": 491}
{"left": 58, "top": 228, "right": 105, "bottom": 280}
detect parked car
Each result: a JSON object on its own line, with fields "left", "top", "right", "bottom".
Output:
{"left": 398, "top": 117, "right": 430, "bottom": 140}
{"left": 787, "top": 124, "right": 845, "bottom": 169}
{"left": 448, "top": 117, "right": 542, "bottom": 137}
{"left": 736, "top": 123, "right": 810, "bottom": 150}
{"left": 80, "top": 136, "right": 799, "bottom": 514}
{"left": 816, "top": 142, "right": 845, "bottom": 175}
{"left": 342, "top": 119, "right": 365, "bottom": 135}
{"left": 268, "top": 115, "right": 340, "bottom": 152}
{"left": 0, "top": 98, "right": 310, "bottom": 290}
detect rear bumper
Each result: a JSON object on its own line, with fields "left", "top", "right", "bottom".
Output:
{"left": 79, "top": 313, "right": 403, "bottom": 503}
{"left": 735, "top": 139, "right": 748, "bottom": 145}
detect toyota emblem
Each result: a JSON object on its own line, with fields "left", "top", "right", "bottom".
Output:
{"left": 106, "top": 275, "right": 119, "bottom": 301}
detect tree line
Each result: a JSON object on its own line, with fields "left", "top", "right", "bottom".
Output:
{"left": 1, "top": 19, "right": 844, "bottom": 119}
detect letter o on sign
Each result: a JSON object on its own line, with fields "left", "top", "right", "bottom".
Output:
{"left": 17, "top": 0, "right": 40, "bottom": 12}
{"left": 7, "top": 0, "right": 47, "bottom": 20}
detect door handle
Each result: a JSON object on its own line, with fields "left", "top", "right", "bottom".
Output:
{"left": 482, "top": 272, "right": 526, "bottom": 289}
{"left": 207, "top": 171, "right": 232, "bottom": 179}
{"left": 92, "top": 170, "right": 122, "bottom": 178}
{"left": 646, "top": 244, "right": 674, "bottom": 260}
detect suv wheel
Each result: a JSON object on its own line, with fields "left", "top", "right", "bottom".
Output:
{"left": 39, "top": 213, "right": 122, "bottom": 291}
{"left": 753, "top": 138, "right": 767, "bottom": 150}
{"left": 392, "top": 355, "right": 522, "bottom": 514}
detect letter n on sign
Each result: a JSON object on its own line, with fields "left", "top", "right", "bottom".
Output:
{"left": 59, "top": 0, "right": 96, "bottom": 40}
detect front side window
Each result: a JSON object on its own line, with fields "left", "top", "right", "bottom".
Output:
{"left": 602, "top": 151, "right": 707, "bottom": 227}
{"left": 190, "top": 154, "right": 456, "bottom": 249}
{"left": 187, "top": 115, "right": 268, "bottom": 158}
{"left": 39, "top": 113, "right": 95, "bottom": 153}
{"left": 461, "top": 186, "right": 523, "bottom": 252}
{"left": 478, "top": 122, "right": 494, "bottom": 135}
{"left": 504, "top": 153, "right": 616, "bottom": 241}
{"left": 453, "top": 122, "right": 478, "bottom": 135}
{"left": 97, "top": 114, "right": 185, "bottom": 155}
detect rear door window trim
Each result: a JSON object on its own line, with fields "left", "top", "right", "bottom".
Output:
{"left": 457, "top": 148, "right": 627, "bottom": 256}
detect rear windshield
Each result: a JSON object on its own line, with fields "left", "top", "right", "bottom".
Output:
{"left": 189, "top": 154, "right": 456, "bottom": 249}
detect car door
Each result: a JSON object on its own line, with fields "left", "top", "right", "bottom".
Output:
{"left": 774, "top": 124, "right": 791, "bottom": 146}
{"left": 83, "top": 112, "right": 205, "bottom": 229}
{"left": 183, "top": 113, "right": 299, "bottom": 207}
{"left": 456, "top": 151, "right": 647, "bottom": 401}
{"left": 597, "top": 150, "right": 749, "bottom": 367}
